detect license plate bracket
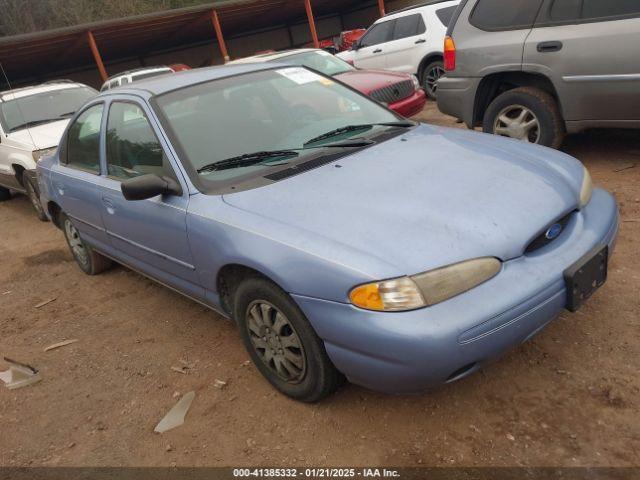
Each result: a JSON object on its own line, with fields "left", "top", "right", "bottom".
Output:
{"left": 564, "top": 245, "right": 608, "bottom": 312}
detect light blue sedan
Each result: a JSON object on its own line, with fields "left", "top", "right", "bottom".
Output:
{"left": 37, "top": 64, "right": 618, "bottom": 402}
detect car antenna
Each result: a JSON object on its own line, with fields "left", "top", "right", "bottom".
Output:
{"left": 0, "top": 61, "right": 37, "bottom": 148}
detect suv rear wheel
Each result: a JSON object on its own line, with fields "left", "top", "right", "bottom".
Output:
{"left": 421, "top": 60, "right": 445, "bottom": 100}
{"left": 483, "top": 87, "right": 565, "bottom": 148}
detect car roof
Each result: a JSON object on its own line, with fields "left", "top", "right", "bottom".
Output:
{"left": 228, "top": 48, "right": 320, "bottom": 64}
{"left": 0, "top": 80, "right": 89, "bottom": 101}
{"left": 104, "top": 62, "right": 283, "bottom": 98}
{"left": 379, "top": 0, "right": 460, "bottom": 21}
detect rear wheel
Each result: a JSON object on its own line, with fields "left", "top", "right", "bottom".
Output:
{"left": 0, "top": 186, "right": 10, "bottom": 201}
{"left": 22, "top": 171, "right": 48, "bottom": 221}
{"left": 421, "top": 60, "right": 445, "bottom": 100}
{"left": 234, "top": 276, "right": 343, "bottom": 402}
{"left": 61, "top": 213, "right": 112, "bottom": 275}
{"left": 483, "top": 87, "right": 565, "bottom": 148}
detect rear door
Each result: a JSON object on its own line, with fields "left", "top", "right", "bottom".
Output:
{"left": 451, "top": 0, "right": 543, "bottom": 78}
{"left": 383, "top": 13, "right": 428, "bottom": 74}
{"left": 351, "top": 19, "right": 395, "bottom": 70}
{"left": 524, "top": 0, "right": 640, "bottom": 122}
{"left": 50, "top": 102, "right": 110, "bottom": 249}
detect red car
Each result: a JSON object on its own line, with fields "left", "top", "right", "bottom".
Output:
{"left": 229, "top": 49, "right": 426, "bottom": 118}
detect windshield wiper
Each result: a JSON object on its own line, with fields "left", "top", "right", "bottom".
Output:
{"left": 197, "top": 141, "right": 375, "bottom": 174}
{"left": 303, "top": 121, "right": 415, "bottom": 147}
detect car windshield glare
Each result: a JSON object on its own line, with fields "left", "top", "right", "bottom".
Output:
{"left": 0, "top": 86, "right": 97, "bottom": 133}
{"left": 274, "top": 51, "right": 355, "bottom": 76}
{"left": 154, "top": 67, "right": 399, "bottom": 186}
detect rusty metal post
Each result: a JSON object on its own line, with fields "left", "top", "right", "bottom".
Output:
{"left": 87, "top": 31, "right": 107, "bottom": 82}
{"left": 211, "top": 10, "right": 230, "bottom": 63}
{"left": 378, "top": 0, "right": 386, "bottom": 17}
{"left": 304, "top": 0, "right": 320, "bottom": 49}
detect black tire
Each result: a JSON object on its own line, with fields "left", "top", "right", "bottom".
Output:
{"left": 420, "top": 60, "right": 445, "bottom": 100}
{"left": 60, "top": 212, "right": 112, "bottom": 275}
{"left": 22, "top": 171, "right": 48, "bottom": 222}
{"left": 0, "top": 186, "right": 10, "bottom": 201}
{"left": 482, "top": 87, "right": 565, "bottom": 149}
{"left": 233, "top": 276, "right": 343, "bottom": 402}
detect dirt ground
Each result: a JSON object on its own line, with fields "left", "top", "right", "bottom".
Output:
{"left": 1, "top": 103, "right": 639, "bottom": 468}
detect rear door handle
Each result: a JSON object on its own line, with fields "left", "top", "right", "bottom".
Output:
{"left": 373, "top": 49, "right": 383, "bottom": 53}
{"left": 415, "top": 39, "right": 426, "bottom": 44}
{"left": 537, "top": 41, "right": 563, "bottom": 53}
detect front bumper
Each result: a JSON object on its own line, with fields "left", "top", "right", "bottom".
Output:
{"left": 293, "top": 188, "right": 619, "bottom": 394}
{"left": 437, "top": 76, "right": 481, "bottom": 128}
{"left": 389, "top": 89, "right": 427, "bottom": 118}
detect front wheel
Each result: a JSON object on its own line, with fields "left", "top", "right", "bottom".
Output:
{"left": 22, "top": 171, "right": 48, "bottom": 221}
{"left": 421, "top": 60, "right": 445, "bottom": 100}
{"left": 482, "top": 87, "right": 565, "bottom": 149}
{"left": 234, "top": 277, "right": 343, "bottom": 402}
{"left": 61, "top": 213, "right": 112, "bottom": 275}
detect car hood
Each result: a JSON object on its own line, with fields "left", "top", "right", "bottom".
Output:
{"left": 334, "top": 69, "right": 412, "bottom": 94}
{"left": 6, "top": 119, "right": 69, "bottom": 149}
{"left": 222, "top": 124, "right": 584, "bottom": 275}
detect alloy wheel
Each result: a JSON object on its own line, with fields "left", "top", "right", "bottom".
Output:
{"left": 424, "top": 65, "right": 445, "bottom": 98}
{"left": 64, "top": 219, "right": 89, "bottom": 267}
{"left": 245, "top": 300, "right": 306, "bottom": 384}
{"left": 493, "top": 105, "right": 541, "bottom": 143}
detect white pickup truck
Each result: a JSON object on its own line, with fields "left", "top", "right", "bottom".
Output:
{"left": 0, "top": 80, "right": 96, "bottom": 220}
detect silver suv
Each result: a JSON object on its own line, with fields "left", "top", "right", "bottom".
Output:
{"left": 437, "top": 0, "right": 640, "bottom": 148}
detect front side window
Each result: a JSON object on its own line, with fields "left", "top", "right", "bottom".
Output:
{"left": 154, "top": 68, "right": 400, "bottom": 189}
{"left": 106, "top": 102, "right": 173, "bottom": 181}
{"left": 470, "top": 0, "right": 543, "bottom": 30}
{"left": 359, "top": 20, "right": 395, "bottom": 47}
{"left": 549, "top": 0, "right": 582, "bottom": 21}
{"left": 392, "top": 14, "right": 426, "bottom": 40}
{"left": 0, "top": 86, "right": 97, "bottom": 134}
{"left": 272, "top": 51, "right": 354, "bottom": 77}
{"left": 66, "top": 103, "right": 103, "bottom": 173}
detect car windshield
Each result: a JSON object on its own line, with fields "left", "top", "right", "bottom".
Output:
{"left": 271, "top": 51, "right": 354, "bottom": 76}
{"left": 154, "top": 67, "right": 401, "bottom": 188}
{"left": 0, "top": 86, "right": 97, "bottom": 133}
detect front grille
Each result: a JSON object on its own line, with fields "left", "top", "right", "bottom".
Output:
{"left": 369, "top": 79, "right": 414, "bottom": 104}
{"left": 525, "top": 211, "right": 575, "bottom": 254}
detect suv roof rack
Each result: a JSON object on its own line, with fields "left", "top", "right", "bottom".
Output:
{"left": 42, "top": 79, "right": 77, "bottom": 85}
{"left": 385, "top": 0, "right": 453, "bottom": 16}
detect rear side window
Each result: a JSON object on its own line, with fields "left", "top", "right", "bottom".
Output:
{"left": 66, "top": 103, "right": 103, "bottom": 173}
{"left": 549, "top": 0, "right": 640, "bottom": 22}
{"left": 436, "top": 6, "right": 457, "bottom": 26}
{"left": 392, "top": 14, "right": 426, "bottom": 40}
{"left": 360, "top": 20, "right": 394, "bottom": 47}
{"left": 470, "top": 0, "right": 543, "bottom": 30}
{"left": 106, "top": 102, "right": 174, "bottom": 181}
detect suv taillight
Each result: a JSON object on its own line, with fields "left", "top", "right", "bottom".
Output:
{"left": 444, "top": 36, "right": 456, "bottom": 71}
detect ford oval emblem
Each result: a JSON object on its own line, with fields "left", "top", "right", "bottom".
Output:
{"left": 545, "top": 223, "right": 563, "bottom": 240}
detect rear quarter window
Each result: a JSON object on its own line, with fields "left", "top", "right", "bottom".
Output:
{"left": 436, "top": 6, "right": 458, "bottom": 26}
{"left": 470, "top": 0, "right": 543, "bottom": 31}
{"left": 548, "top": 0, "right": 640, "bottom": 23}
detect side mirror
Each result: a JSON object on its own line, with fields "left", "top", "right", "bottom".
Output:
{"left": 121, "top": 174, "right": 181, "bottom": 201}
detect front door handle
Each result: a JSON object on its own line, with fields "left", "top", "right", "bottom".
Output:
{"left": 102, "top": 196, "right": 115, "bottom": 215}
{"left": 537, "top": 41, "right": 563, "bottom": 53}
{"left": 373, "top": 48, "right": 383, "bottom": 53}
{"left": 415, "top": 39, "right": 426, "bottom": 44}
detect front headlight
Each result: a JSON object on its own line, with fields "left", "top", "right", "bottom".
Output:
{"left": 579, "top": 166, "right": 593, "bottom": 208}
{"left": 32, "top": 147, "right": 57, "bottom": 162}
{"left": 411, "top": 75, "right": 420, "bottom": 91}
{"left": 349, "top": 257, "right": 502, "bottom": 312}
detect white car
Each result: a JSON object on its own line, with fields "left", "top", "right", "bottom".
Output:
{"left": 100, "top": 66, "right": 174, "bottom": 91}
{"left": 337, "top": 0, "right": 460, "bottom": 99}
{"left": 0, "top": 80, "right": 97, "bottom": 220}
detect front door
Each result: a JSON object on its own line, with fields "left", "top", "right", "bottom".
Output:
{"left": 98, "top": 99, "right": 202, "bottom": 297}
{"left": 352, "top": 19, "right": 395, "bottom": 70}
{"left": 524, "top": 0, "right": 640, "bottom": 122}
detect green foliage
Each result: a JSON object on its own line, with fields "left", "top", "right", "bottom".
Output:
{"left": 0, "top": 0, "right": 223, "bottom": 37}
